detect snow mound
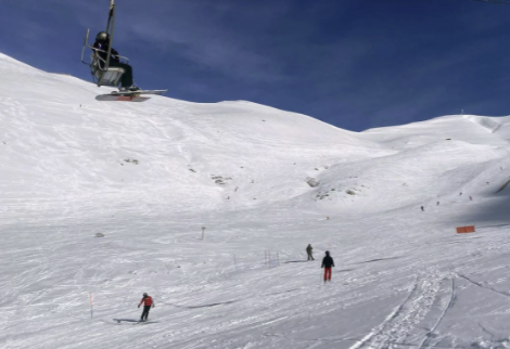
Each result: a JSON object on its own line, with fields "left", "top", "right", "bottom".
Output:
{"left": 464, "top": 114, "right": 502, "bottom": 133}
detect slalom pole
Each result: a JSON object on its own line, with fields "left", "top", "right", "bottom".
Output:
{"left": 89, "top": 293, "right": 94, "bottom": 318}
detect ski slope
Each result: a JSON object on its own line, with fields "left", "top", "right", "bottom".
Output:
{"left": 2, "top": 52, "right": 510, "bottom": 349}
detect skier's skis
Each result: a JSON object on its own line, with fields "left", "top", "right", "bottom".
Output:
{"left": 96, "top": 89, "right": 167, "bottom": 102}
{"left": 111, "top": 89, "right": 167, "bottom": 96}
{"left": 113, "top": 318, "right": 159, "bottom": 324}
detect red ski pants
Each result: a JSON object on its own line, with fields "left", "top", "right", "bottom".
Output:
{"left": 324, "top": 267, "right": 332, "bottom": 281}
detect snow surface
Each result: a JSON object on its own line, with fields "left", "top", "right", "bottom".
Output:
{"left": 2, "top": 52, "right": 510, "bottom": 348}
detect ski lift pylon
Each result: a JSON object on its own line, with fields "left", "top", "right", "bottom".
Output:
{"left": 80, "top": 0, "right": 129, "bottom": 87}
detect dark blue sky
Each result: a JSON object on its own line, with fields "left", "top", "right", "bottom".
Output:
{"left": 2, "top": 0, "right": 510, "bottom": 131}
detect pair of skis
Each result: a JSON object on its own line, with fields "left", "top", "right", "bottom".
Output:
{"left": 96, "top": 89, "right": 167, "bottom": 102}
{"left": 113, "top": 318, "right": 158, "bottom": 324}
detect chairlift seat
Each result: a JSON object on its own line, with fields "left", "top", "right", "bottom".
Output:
{"left": 89, "top": 52, "right": 125, "bottom": 87}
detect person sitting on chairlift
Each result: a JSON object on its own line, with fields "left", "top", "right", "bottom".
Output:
{"left": 92, "top": 31, "right": 138, "bottom": 91}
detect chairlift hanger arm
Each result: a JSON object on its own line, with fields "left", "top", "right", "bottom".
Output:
{"left": 105, "top": 0, "right": 116, "bottom": 75}
{"left": 109, "top": 0, "right": 115, "bottom": 19}
{"left": 107, "top": 0, "right": 116, "bottom": 33}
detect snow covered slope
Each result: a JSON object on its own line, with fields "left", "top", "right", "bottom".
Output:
{"left": 2, "top": 52, "right": 510, "bottom": 349}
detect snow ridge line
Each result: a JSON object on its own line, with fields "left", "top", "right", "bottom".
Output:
{"left": 456, "top": 273, "right": 510, "bottom": 299}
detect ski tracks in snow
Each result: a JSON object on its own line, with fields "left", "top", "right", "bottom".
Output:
{"left": 351, "top": 271, "right": 455, "bottom": 349}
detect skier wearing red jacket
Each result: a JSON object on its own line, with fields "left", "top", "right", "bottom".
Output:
{"left": 138, "top": 293, "right": 155, "bottom": 322}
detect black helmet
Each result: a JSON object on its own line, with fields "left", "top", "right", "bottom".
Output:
{"left": 96, "top": 31, "right": 109, "bottom": 41}
{"left": 143, "top": 293, "right": 148, "bottom": 297}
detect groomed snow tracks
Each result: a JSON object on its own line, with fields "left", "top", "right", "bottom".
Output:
{"left": 351, "top": 272, "right": 455, "bottom": 349}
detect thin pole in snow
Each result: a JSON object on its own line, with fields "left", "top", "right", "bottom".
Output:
{"left": 277, "top": 252, "right": 280, "bottom": 266}
{"left": 201, "top": 227, "right": 205, "bottom": 240}
{"left": 89, "top": 293, "right": 93, "bottom": 318}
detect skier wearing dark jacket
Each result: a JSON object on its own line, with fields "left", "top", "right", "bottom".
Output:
{"left": 321, "top": 251, "right": 335, "bottom": 282}
{"left": 306, "top": 244, "right": 314, "bottom": 261}
{"left": 138, "top": 293, "right": 154, "bottom": 322}
{"left": 92, "top": 31, "right": 137, "bottom": 91}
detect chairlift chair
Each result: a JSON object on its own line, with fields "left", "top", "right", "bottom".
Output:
{"left": 80, "top": 0, "right": 128, "bottom": 88}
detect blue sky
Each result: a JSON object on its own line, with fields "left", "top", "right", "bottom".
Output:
{"left": 2, "top": 0, "right": 510, "bottom": 131}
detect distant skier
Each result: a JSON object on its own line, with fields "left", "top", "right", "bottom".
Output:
{"left": 421, "top": 206, "right": 424, "bottom": 211}
{"left": 306, "top": 244, "right": 314, "bottom": 261}
{"left": 138, "top": 293, "right": 155, "bottom": 322}
{"left": 92, "top": 31, "right": 138, "bottom": 91}
{"left": 321, "top": 251, "right": 335, "bottom": 282}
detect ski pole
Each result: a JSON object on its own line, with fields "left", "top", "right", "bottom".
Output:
{"left": 89, "top": 293, "right": 93, "bottom": 318}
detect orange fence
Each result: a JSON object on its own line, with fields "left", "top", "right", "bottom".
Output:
{"left": 456, "top": 226, "right": 475, "bottom": 234}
